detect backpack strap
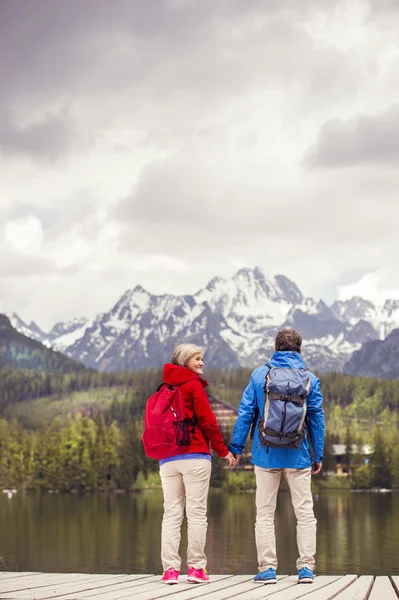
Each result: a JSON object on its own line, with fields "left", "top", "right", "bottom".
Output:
{"left": 156, "top": 382, "right": 197, "bottom": 429}
{"left": 250, "top": 363, "right": 272, "bottom": 440}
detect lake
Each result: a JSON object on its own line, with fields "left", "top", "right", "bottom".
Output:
{"left": 0, "top": 489, "right": 398, "bottom": 575}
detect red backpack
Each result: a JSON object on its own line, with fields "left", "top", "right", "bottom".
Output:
{"left": 142, "top": 383, "right": 197, "bottom": 460}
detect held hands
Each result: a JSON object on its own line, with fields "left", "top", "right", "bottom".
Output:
{"left": 224, "top": 451, "right": 237, "bottom": 467}
{"left": 223, "top": 452, "right": 241, "bottom": 467}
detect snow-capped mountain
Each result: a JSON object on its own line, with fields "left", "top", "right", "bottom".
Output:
{"left": 7, "top": 312, "right": 45, "bottom": 343}
{"left": 8, "top": 267, "right": 399, "bottom": 373}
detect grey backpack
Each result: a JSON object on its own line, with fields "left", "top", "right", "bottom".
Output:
{"left": 258, "top": 364, "right": 310, "bottom": 449}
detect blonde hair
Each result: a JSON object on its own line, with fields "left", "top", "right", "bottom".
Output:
{"left": 172, "top": 343, "right": 204, "bottom": 366}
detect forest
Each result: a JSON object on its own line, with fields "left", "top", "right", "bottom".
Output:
{"left": 0, "top": 364, "right": 398, "bottom": 492}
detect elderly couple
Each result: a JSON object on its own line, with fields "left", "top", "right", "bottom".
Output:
{"left": 158, "top": 329, "right": 324, "bottom": 586}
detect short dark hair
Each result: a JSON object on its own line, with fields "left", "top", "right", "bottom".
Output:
{"left": 275, "top": 329, "right": 302, "bottom": 353}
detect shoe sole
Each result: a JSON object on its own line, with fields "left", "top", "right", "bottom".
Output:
{"left": 162, "top": 580, "right": 178, "bottom": 585}
{"left": 187, "top": 577, "right": 209, "bottom": 584}
{"left": 298, "top": 578, "right": 314, "bottom": 584}
{"left": 254, "top": 578, "right": 277, "bottom": 584}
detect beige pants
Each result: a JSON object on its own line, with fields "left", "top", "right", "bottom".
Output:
{"left": 160, "top": 459, "right": 212, "bottom": 572}
{"left": 255, "top": 466, "right": 316, "bottom": 572}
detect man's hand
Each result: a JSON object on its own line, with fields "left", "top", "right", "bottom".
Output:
{"left": 224, "top": 451, "right": 236, "bottom": 467}
{"left": 233, "top": 454, "right": 242, "bottom": 467}
{"left": 312, "top": 462, "right": 322, "bottom": 475}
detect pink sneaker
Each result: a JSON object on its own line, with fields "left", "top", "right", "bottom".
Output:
{"left": 187, "top": 567, "right": 209, "bottom": 583}
{"left": 161, "top": 568, "right": 180, "bottom": 584}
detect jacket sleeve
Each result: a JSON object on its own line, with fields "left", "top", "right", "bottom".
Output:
{"left": 306, "top": 377, "right": 325, "bottom": 462}
{"left": 228, "top": 377, "right": 257, "bottom": 455}
{"left": 190, "top": 380, "right": 229, "bottom": 458}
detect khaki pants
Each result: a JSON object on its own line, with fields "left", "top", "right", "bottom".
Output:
{"left": 160, "top": 459, "right": 212, "bottom": 572}
{"left": 255, "top": 466, "right": 316, "bottom": 572}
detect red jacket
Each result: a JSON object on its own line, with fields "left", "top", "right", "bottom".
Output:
{"left": 163, "top": 364, "right": 229, "bottom": 458}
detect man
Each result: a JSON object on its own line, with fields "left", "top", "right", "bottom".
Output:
{"left": 229, "top": 329, "right": 324, "bottom": 585}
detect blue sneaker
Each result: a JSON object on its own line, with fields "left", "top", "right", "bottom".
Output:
{"left": 298, "top": 567, "right": 314, "bottom": 583}
{"left": 254, "top": 568, "right": 277, "bottom": 584}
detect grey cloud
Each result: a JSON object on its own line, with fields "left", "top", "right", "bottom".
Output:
{"left": 0, "top": 109, "right": 76, "bottom": 160}
{"left": 0, "top": 0, "right": 357, "bottom": 108}
{"left": 319, "top": 268, "right": 378, "bottom": 304}
{"left": 112, "top": 148, "right": 399, "bottom": 259}
{"left": 0, "top": 252, "right": 55, "bottom": 277}
{"left": 305, "top": 104, "right": 399, "bottom": 168}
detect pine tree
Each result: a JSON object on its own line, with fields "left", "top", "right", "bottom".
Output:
{"left": 371, "top": 427, "right": 391, "bottom": 489}
{"left": 344, "top": 427, "right": 353, "bottom": 475}
{"left": 390, "top": 432, "right": 399, "bottom": 488}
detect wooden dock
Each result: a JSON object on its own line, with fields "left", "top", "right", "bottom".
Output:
{"left": 0, "top": 572, "right": 398, "bottom": 599}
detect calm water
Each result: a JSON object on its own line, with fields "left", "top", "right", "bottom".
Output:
{"left": 0, "top": 490, "right": 398, "bottom": 575}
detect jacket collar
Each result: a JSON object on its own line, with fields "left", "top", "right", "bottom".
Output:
{"left": 268, "top": 351, "right": 307, "bottom": 369}
{"left": 163, "top": 363, "right": 208, "bottom": 387}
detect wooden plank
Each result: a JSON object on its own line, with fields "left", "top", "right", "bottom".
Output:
{"left": 298, "top": 575, "right": 357, "bottom": 599}
{"left": 247, "top": 576, "right": 341, "bottom": 600}
{"left": 202, "top": 576, "right": 335, "bottom": 600}
{"left": 110, "top": 575, "right": 232, "bottom": 600}
{"left": 368, "top": 576, "right": 398, "bottom": 600}
{"left": 55, "top": 576, "right": 163, "bottom": 599}
{"left": 155, "top": 575, "right": 257, "bottom": 600}
{"left": 337, "top": 576, "right": 374, "bottom": 600}
{"left": 0, "top": 573, "right": 43, "bottom": 579}
{"left": 392, "top": 577, "right": 399, "bottom": 596}
{"left": 0, "top": 573, "right": 125, "bottom": 593}
{"left": 0, "top": 575, "right": 96, "bottom": 594}
{"left": 0, "top": 574, "right": 128, "bottom": 594}
{"left": 199, "top": 575, "right": 297, "bottom": 600}
{"left": 0, "top": 575, "right": 140, "bottom": 599}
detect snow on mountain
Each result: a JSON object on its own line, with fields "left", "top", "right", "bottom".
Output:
{"left": 7, "top": 313, "right": 45, "bottom": 342}
{"left": 7, "top": 267, "right": 399, "bottom": 373}
{"left": 331, "top": 297, "right": 399, "bottom": 339}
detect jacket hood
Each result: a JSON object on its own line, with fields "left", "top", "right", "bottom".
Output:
{"left": 269, "top": 351, "right": 307, "bottom": 370}
{"left": 163, "top": 363, "right": 209, "bottom": 387}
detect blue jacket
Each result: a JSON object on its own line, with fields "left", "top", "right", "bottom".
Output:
{"left": 229, "top": 351, "right": 325, "bottom": 469}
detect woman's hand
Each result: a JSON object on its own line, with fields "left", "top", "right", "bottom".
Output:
{"left": 224, "top": 451, "right": 237, "bottom": 467}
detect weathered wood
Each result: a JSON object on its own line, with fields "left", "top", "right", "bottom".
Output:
{"left": 0, "top": 575, "right": 141, "bottom": 599}
{"left": 298, "top": 575, "right": 357, "bottom": 599}
{"left": 0, "top": 574, "right": 114, "bottom": 595}
{"left": 0, "top": 574, "right": 126, "bottom": 593}
{"left": 253, "top": 576, "right": 341, "bottom": 600}
{"left": 129, "top": 575, "right": 250, "bottom": 600}
{"left": 166, "top": 575, "right": 287, "bottom": 600}
{"left": 392, "top": 576, "right": 399, "bottom": 596}
{"left": 55, "top": 576, "right": 163, "bottom": 599}
{"left": 368, "top": 576, "right": 398, "bottom": 600}
{"left": 0, "top": 573, "right": 396, "bottom": 599}
{"left": 337, "top": 576, "right": 374, "bottom": 600}
{"left": 110, "top": 576, "right": 232, "bottom": 600}
{"left": 0, "top": 572, "right": 43, "bottom": 579}
{"left": 224, "top": 575, "right": 300, "bottom": 600}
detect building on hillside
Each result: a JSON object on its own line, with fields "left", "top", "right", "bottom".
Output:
{"left": 332, "top": 444, "right": 372, "bottom": 476}
{"left": 208, "top": 395, "right": 238, "bottom": 432}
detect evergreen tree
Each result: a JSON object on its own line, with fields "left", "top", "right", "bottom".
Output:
{"left": 371, "top": 427, "right": 391, "bottom": 489}
{"left": 344, "top": 427, "right": 353, "bottom": 475}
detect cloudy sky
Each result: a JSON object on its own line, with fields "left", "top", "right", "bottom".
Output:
{"left": 1, "top": 0, "right": 399, "bottom": 330}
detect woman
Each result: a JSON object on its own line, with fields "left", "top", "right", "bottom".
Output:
{"left": 160, "top": 343, "right": 235, "bottom": 585}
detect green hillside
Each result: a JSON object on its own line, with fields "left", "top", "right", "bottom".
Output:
{"left": 1, "top": 360, "right": 399, "bottom": 492}
{"left": 0, "top": 314, "right": 87, "bottom": 373}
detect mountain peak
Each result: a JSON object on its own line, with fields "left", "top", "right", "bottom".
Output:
{"left": 233, "top": 267, "right": 253, "bottom": 280}
{"left": 132, "top": 284, "right": 149, "bottom": 294}
{"left": 274, "top": 274, "right": 304, "bottom": 304}
{"left": 206, "top": 276, "right": 226, "bottom": 292}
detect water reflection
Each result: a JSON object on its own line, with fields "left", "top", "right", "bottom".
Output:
{"left": 0, "top": 491, "right": 397, "bottom": 575}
